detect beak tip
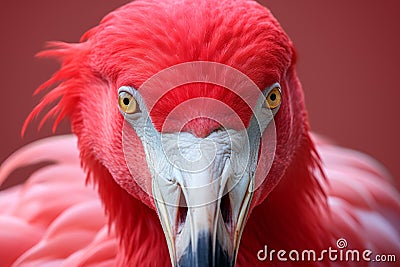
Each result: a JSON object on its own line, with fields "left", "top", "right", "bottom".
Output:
{"left": 177, "top": 232, "right": 233, "bottom": 267}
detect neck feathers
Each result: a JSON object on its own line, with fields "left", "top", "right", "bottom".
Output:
{"left": 83, "top": 155, "right": 169, "bottom": 266}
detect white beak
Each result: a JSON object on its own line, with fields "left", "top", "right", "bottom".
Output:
{"left": 152, "top": 129, "right": 257, "bottom": 267}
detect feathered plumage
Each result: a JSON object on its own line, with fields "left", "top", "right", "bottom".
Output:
{"left": 1, "top": 0, "right": 399, "bottom": 266}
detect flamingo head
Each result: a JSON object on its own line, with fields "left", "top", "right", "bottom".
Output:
{"left": 26, "top": 0, "right": 310, "bottom": 266}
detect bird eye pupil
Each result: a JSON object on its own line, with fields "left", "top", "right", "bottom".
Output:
{"left": 270, "top": 93, "right": 277, "bottom": 101}
{"left": 123, "top": 98, "right": 130, "bottom": 105}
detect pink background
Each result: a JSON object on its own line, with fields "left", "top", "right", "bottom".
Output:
{"left": 1, "top": 1, "right": 399, "bottom": 188}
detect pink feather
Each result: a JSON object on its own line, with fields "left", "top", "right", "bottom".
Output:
{"left": 1, "top": 0, "right": 399, "bottom": 266}
{"left": 1, "top": 135, "right": 398, "bottom": 266}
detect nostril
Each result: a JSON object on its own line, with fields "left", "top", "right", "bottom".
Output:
{"left": 176, "top": 189, "right": 188, "bottom": 235}
{"left": 220, "top": 193, "right": 232, "bottom": 227}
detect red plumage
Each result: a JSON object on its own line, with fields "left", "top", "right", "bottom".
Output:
{"left": 1, "top": 0, "right": 399, "bottom": 266}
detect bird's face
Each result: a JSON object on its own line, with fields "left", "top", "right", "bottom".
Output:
{"left": 117, "top": 62, "right": 283, "bottom": 266}
{"left": 94, "top": 1, "right": 297, "bottom": 265}
{"left": 34, "top": 0, "right": 301, "bottom": 266}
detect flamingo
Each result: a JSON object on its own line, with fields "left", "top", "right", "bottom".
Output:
{"left": 0, "top": 0, "right": 399, "bottom": 266}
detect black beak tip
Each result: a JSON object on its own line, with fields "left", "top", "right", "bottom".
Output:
{"left": 178, "top": 232, "right": 232, "bottom": 267}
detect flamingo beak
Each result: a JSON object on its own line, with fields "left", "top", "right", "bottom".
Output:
{"left": 151, "top": 130, "right": 257, "bottom": 267}
{"left": 118, "top": 85, "right": 275, "bottom": 266}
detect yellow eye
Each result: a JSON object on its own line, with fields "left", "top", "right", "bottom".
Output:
{"left": 265, "top": 87, "right": 282, "bottom": 109}
{"left": 118, "top": 91, "right": 138, "bottom": 114}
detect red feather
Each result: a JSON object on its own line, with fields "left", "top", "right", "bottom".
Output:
{"left": 1, "top": 0, "right": 399, "bottom": 266}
